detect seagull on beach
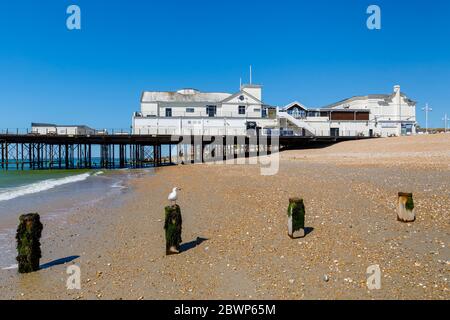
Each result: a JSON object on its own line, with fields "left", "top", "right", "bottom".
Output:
{"left": 168, "top": 187, "right": 181, "bottom": 205}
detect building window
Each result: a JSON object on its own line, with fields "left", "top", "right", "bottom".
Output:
{"left": 165, "top": 108, "right": 172, "bottom": 117}
{"left": 238, "top": 105, "right": 246, "bottom": 115}
{"left": 262, "top": 108, "right": 267, "bottom": 118}
{"left": 254, "top": 108, "right": 261, "bottom": 112}
{"left": 289, "top": 107, "right": 306, "bottom": 119}
{"left": 206, "top": 105, "right": 217, "bottom": 117}
{"left": 186, "top": 108, "right": 195, "bottom": 113}
{"left": 307, "top": 111, "right": 320, "bottom": 117}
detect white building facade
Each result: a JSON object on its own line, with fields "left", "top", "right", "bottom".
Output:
{"left": 133, "top": 85, "right": 278, "bottom": 136}
{"left": 31, "top": 123, "right": 96, "bottom": 135}
{"left": 132, "top": 84, "right": 417, "bottom": 138}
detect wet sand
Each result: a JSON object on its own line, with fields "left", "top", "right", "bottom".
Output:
{"left": 0, "top": 134, "right": 449, "bottom": 300}
{"left": 0, "top": 170, "right": 135, "bottom": 269}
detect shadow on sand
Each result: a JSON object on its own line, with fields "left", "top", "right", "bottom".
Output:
{"left": 179, "top": 237, "right": 208, "bottom": 253}
{"left": 40, "top": 255, "right": 80, "bottom": 270}
{"left": 304, "top": 227, "right": 314, "bottom": 236}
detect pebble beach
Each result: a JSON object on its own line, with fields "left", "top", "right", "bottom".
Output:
{"left": 0, "top": 134, "right": 449, "bottom": 300}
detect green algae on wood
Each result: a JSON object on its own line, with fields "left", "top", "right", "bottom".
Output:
{"left": 164, "top": 205, "right": 182, "bottom": 254}
{"left": 398, "top": 192, "right": 415, "bottom": 222}
{"left": 405, "top": 194, "right": 414, "bottom": 211}
{"left": 287, "top": 198, "right": 305, "bottom": 238}
{"left": 16, "top": 213, "right": 43, "bottom": 273}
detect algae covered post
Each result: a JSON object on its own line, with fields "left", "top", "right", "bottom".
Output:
{"left": 397, "top": 192, "right": 415, "bottom": 222}
{"left": 287, "top": 197, "right": 305, "bottom": 238}
{"left": 164, "top": 204, "right": 182, "bottom": 254}
{"left": 16, "top": 213, "right": 43, "bottom": 273}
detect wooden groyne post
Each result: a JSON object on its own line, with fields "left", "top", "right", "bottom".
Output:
{"left": 164, "top": 205, "right": 182, "bottom": 255}
{"left": 16, "top": 213, "right": 43, "bottom": 273}
{"left": 398, "top": 192, "right": 415, "bottom": 222}
{"left": 287, "top": 198, "right": 305, "bottom": 238}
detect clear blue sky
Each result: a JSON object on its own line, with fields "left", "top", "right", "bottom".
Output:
{"left": 0, "top": 0, "right": 449, "bottom": 130}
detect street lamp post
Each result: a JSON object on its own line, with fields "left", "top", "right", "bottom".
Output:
{"left": 443, "top": 113, "right": 449, "bottom": 133}
{"left": 422, "top": 103, "right": 432, "bottom": 134}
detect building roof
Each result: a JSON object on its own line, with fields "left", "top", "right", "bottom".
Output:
{"left": 31, "top": 123, "right": 57, "bottom": 127}
{"left": 31, "top": 123, "right": 93, "bottom": 129}
{"left": 322, "top": 92, "right": 416, "bottom": 109}
{"left": 282, "top": 101, "right": 309, "bottom": 111}
{"left": 319, "top": 108, "right": 370, "bottom": 112}
{"left": 141, "top": 89, "right": 232, "bottom": 103}
{"left": 241, "top": 84, "right": 263, "bottom": 89}
{"left": 221, "top": 90, "right": 263, "bottom": 104}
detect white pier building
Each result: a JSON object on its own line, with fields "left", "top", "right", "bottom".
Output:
{"left": 132, "top": 84, "right": 416, "bottom": 137}
{"left": 31, "top": 123, "right": 96, "bottom": 135}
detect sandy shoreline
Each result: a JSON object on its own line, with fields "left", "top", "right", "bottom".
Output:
{"left": 0, "top": 135, "right": 449, "bottom": 300}
{"left": 0, "top": 170, "right": 137, "bottom": 269}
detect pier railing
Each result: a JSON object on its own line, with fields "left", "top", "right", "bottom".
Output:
{"left": 0, "top": 128, "right": 375, "bottom": 138}
{"left": 1, "top": 127, "right": 375, "bottom": 171}
{"left": 0, "top": 131, "right": 280, "bottom": 171}
{"left": 0, "top": 128, "right": 134, "bottom": 136}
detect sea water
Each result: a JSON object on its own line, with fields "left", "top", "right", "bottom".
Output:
{"left": 0, "top": 170, "right": 92, "bottom": 201}
{"left": 0, "top": 168, "right": 149, "bottom": 269}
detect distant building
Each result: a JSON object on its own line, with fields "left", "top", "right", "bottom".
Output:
{"left": 132, "top": 84, "right": 416, "bottom": 137}
{"left": 31, "top": 123, "right": 96, "bottom": 135}
{"left": 280, "top": 85, "right": 417, "bottom": 137}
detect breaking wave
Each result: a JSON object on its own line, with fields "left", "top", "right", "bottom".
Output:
{"left": 0, "top": 173, "right": 91, "bottom": 202}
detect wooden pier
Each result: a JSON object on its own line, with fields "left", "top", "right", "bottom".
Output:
{"left": 0, "top": 133, "right": 373, "bottom": 170}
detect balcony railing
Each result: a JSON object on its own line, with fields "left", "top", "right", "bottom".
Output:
{"left": 133, "top": 127, "right": 248, "bottom": 136}
{"left": 133, "top": 111, "right": 273, "bottom": 119}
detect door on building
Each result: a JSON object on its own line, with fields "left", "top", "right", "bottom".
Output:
{"left": 206, "top": 105, "right": 217, "bottom": 117}
{"left": 330, "top": 128, "right": 339, "bottom": 137}
{"left": 401, "top": 124, "right": 413, "bottom": 135}
{"left": 369, "top": 129, "right": 373, "bottom": 137}
{"left": 165, "top": 108, "right": 172, "bottom": 117}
